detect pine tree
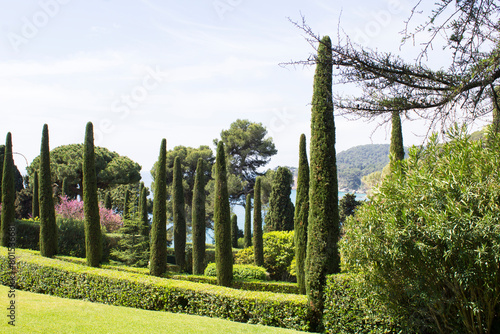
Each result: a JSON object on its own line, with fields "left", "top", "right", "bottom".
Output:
{"left": 214, "top": 141, "right": 233, "bottom": 287}
{"left": 104, "top": 192, "right": 112, "bottom": 210}
{"left": 244, "top": 194, "right": 252, "bottom": 248}
{"left": 173, "top": 156, "right": 186, "bottom": 271}
{"left": 123, "top": 188, "right": 131, "bottom": 219}
{"left": 191, "top": 158, "right": 206, "bottom": 275}
{"left": 1, "top": 133, "right": 15, "bottom": 247}
{"left": 294, "top": 134, "right": 309, "bottom": 295}
{"left": 305, "top": 35, "right": 340, "bottom": 331}
{"left": 150, "top": 138, "right": 167, "bottom": 277}
{"left": 231, "top": 214, "right": 238, "bottom": 248}
{"left": 112, "top": 218, "right": 149, "bottom": 267}
{"left": 253, "top": 177, "right": 264, "bottom": 267}
{"left": 83, "top": 122, "right": 102, "bottom": 267}
{"left": 32, "top": 171, "right": 40, "bottom": 218}
{"left": 39, "top": 125, "right": 58, "bottom": 257}
{"left": 265, "top": 166, "right": 294, "bottom": 231}
{"left": 390, "top": 110, "right": 405, "bottom": 171}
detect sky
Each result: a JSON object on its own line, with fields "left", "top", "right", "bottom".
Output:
{"left": 0, "top": 0, "right": 491, "bottom": 187}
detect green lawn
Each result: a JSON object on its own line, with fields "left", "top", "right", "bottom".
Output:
{"left": 0, "top": 285, "right": 306, "bottom": 334}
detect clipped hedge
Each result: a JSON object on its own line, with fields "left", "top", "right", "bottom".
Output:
{"left": 0, "top": 247, "right": 308, "bottom": 331}
{"left": 204, "top": 263, "right": 267, "bottom": 281}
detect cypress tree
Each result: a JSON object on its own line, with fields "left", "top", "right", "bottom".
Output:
{"left": 253, "top": 177, "right": 264, "bottom": 267}
{"left": 265, "top": 166, "right": 294, "bottom": 231}
{"left": 123, "top": 189, "right": 131, "bottom": 219}
{"left": 173, "top": 156, "right": 186, "bottom": 271}
{"left": 150, "top": 139, "right": 167, "bottom": 277}
{"left": 32, "top": 171, "right": 40, "bottom": 218}
{"left": 61, "top": 177, "right": 69, "bottom": 197}
{"left": 244, "top": 194, "right": 252, "bottom": 248}
{"left": 305, "top": 35, "right": 340, "bottom": 330}
{"left": 83, "top": 122, "right": 102, "bottom": 267}
{"left": 191, "top": 158, "right": 206, "bottom": 275}
{"left": 389, "top": 110, "right": 405, "bottom": 171}
{"left": 139, "top": 186, "right": 149, "bottom": 237}
{"left": 39, "top": 125, "right": 58, "bottom": 257}
{"left": 231, "top": 214, "right": 238, "bottom": 248}
{"left": 0, "top": 133, "right": 15, "bottom": 247}
{"left": 214, "top": 141, "right": 233, "bottom": 287}
{"left": 294, "top": 134, "right": 309, "bottom": 295}
{"left": 137, "top": 182, "right": 144, "bottom": 216}
{"left": 104, "top": 192, "right": 112, "bottom": 210}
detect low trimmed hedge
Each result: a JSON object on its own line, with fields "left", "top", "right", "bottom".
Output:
{"left": 204, "top": 263, "right": 267, "bottom": 281}
{"left": 0, "top": 248, "right": 309, "bottom": 331}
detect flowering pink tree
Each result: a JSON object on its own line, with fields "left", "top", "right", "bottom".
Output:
{"left": 55, "top": 196, "right": 123, "bottom": 232}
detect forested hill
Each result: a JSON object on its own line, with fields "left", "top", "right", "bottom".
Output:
{"left": 337, "top": 144, "right": 390, "bottom": 191}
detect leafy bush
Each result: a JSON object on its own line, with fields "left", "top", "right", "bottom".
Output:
{"left": 341, "top": 126, "right": 500, "bottom": 333}
{"left": 16, "top": 220, "right": 40, "bottom": 250}
{"left": 204, "top": 263, "right": 267, "bottom": 281}
{"left": 235, "top": 231, "right": 295, "bottom": 281}
{"left": 0, "top": 248, "right": 309, "bottom": 331}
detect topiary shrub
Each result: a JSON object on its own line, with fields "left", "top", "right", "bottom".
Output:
{"left": 16, "top": 220, "right": 40, "bottom": 250}
{"left": 204, "top": 263, "right": 267, "bottom": 281}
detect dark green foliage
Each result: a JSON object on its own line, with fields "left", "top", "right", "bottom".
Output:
{"left": 32, "top": 171, "right": 39, "bottom": 218}
{"left": 192, "top": 158, "right": 206, "bottom": 275}
{"left": 306, "top": 35, "right": 340, "bottom": 331}
{"left": 0, "top": 249, "right": 309, "bottom": 332}
{"left": 214, "top": 141, "right": 233, "bottom": 287}
{"left": 389, "top": 111, "right": 405, "bottom": 171}
{"left": 104, "top": 192, "right": 112, "bottom": 210}
{"left": 173, "top": 156, "right": 186, "bottom": 271}
{"left": 15, "top": 188, "right": 33, "bottom": 219}
{"left": 123, "top": 188, "right": 131, "bottom": 219}
{"left": 38, "top": 125, "right": 58, "bottom": 257}
{"left": 231, "top": 214, "right": 238, "bottom": 248}
{"left": 1, "top": 133, "right": 15, "bottom": 247}
{"left": 244, "top": 194, "right": 252, "bottom": 248}
{"left": 150, "top": 138, "right": 167, "bottom": 277}
{"left": 204, "top": 263, "right": 267, "bottom": 281}
{"left": 294, "top": 134, "right": 309, "bottom": 295}
{"left": 83, "top": 122, "right": 102, "bottom": 267}
{"left": 139, "top": 186, "right": 149, "bottom": 237}
{"left": 253, "top": 177, "right": 264, "bottom": 267}
{"left": 265, "top": 167, "right": 294, "bottom": 232}
{"left": 111, "top": 219, "right": 150, "bottom": 267}
{"left": 0, "top": 145, "right": 24, "bottom": 198}
{"left": 61, "top": 177, "right": 69, "bottom": 197}
{"left": 339, "top": 193, "right": 362, "bottom": 223}
{"left": 16, "top": 220, "right": 40, "bottom": 250}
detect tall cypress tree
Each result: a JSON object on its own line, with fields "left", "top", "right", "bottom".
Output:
{"left": 173, "top": 156, "right": 186, "bottom": 271}
{"left": 83, "top": 122, "right": 102, "bottom": 267}
{"left": 192, "top": 158, "right": 206, "bottom": 275}
{"left": 61, "top": 177, "right": 69, "bottom": 197}
{"left": 139, "top": 186, "right": 149, "bottom": 236}
{"left": 214, "top": 141, "right": 233, "bottom": 287}
{"left": 104, "top": 192, "right": 112, "bottom": 210}
{"left": 32, "top": 171, "right": 40, "bottom": 218}
{"left": 294, "top": 134, "right": 310, "bottom": 295}
{"left": 305, "top": 35, "right": 340, "bottom": 331}
{"left": 265, "top": 166, "right": 294, "bottom": 231}
{"left": 244, "top": 194, "right": 252, "bottom": 248}
{"left": 39, "top": 125, "right": 58, "bottom": 257}
{"left": 389, "top": 110, "right": 405, "bottom": 171}
{"left": 253, "top": 177, "right": 264, "bottom": 267}
{"left": 150, "top": 138, "right": 167, "bottom": 277}
{"left": 0, "top": 133, "right": 15, "bottom": 247}
{"left": 137, "top": 182, "right": 144, "bottom": 216}
{"left": 123, "top": 189, "right": 131, "bottom": 219}
{"left": 231, "top": 214, "right": 238, "bottom": 248}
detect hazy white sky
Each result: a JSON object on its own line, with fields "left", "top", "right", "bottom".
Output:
{"left": 0, "top": 0, "right": 490, "bottom": 184}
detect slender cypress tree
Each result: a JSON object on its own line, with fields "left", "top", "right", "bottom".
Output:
{"left": 253, "top": 177, "right": 264, "bottom": 267}
{"left": 244, "top": 194, "right": 252, "bottom": 248}
{"left": 104, "top": 192, "right": 112, "bottom": 210}
{"left": 1, "top": 133, "right": 15, "bottom": 247}
{"left": 39, "top": 125, "right": 58, "bottom": 257}
{"left": 294, "top": 134, "right": 310, "bottom": 295}
{"left": 137, "top": 182, "right": 144, "bottom": 216}
{"left": 61, "top": 177, "right": 69, "bottom": 197}
{"left": 150, "top": 139, "right": 167, "bottom": 277}
{"left": 173, "top": 156, "right": 186, "bottom": 271}
{"left": 214, "top": 141, "right": 233, "bottom": 287}
{"left": 389, "top": 110, "right": 405, "bottom": 171}
{"left": 123, "top": 189, "right": 131, "bottom": 219}
{"left": 231, "top": 214, "right": 238, "bottom": 248}
{"left": 191, "top": 158, "right": 206, "bottom": 275}
{"left": 83, "top": 122, "right": 102, "bottom": 267}
{"left": 305, "top": 35, "right": 340, "bottom": 331}
{"left": 265, "top": 166, "right": 294, "bottom": 231}
{"left": 32, "top": 171, "right": 40, "bottom": 218}
{"left": 139, "top": 186, "right": 149, "bottom": 236}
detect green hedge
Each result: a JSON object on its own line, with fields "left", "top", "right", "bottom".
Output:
{"left": 0, "top": 247, "right": 309, "bottom": 331}
{"left": 204, "top": 263, "right": 267, "bottom": 281}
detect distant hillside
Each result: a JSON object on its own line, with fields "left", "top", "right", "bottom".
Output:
{"left": 337, "top": 144, "right": 391, "bottom": 191}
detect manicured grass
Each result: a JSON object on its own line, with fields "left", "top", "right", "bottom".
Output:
{"left": 0, "top": 285, "right": 306, "bottom": 334}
